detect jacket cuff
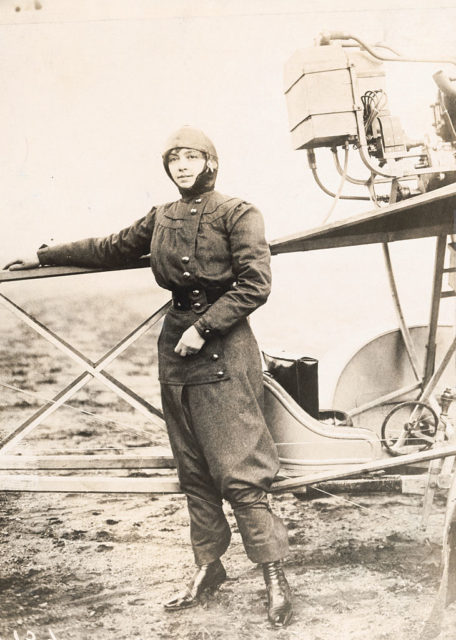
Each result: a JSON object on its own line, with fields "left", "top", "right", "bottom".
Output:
{"left": 193, "top": 318, "right": 215, "bottom": 339}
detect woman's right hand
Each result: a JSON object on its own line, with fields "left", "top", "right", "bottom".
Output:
{"left": 3, "top": 254, "right": 40, "bottom": 271}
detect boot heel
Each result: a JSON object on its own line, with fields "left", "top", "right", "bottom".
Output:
{"left": 164, "top": 559, "right": 226, "bottom": 611}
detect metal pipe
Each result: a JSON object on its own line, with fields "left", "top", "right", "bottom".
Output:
{"left": 367, "top": 180, "right": 383, "bottom": 207}
{"left": 338, "top": 42, "right": 402, "bottom": 57}
{"left": 323, "top": 31, "right": 456, "bottom": 67}
{"left": 331, "top": 147, "right": 369, "bottom": 185}
{"left": 321, "top": 143, "right": 350, "bottom": 224}
{"left": 306, "top": 149, "right": 371, "bottom": 201}
{"left": 331, "top": 147, "right": 408, "bottom": 186}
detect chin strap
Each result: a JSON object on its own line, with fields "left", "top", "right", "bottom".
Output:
{"left": 176, "top": 162, "right": 218, "bottom": 199}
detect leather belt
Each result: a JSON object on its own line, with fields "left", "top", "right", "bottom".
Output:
{"left": 172, "top": 284, "right": 233, "bottom": 312}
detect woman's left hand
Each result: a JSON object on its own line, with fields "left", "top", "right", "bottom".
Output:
{"left": 174, "top": 325, "right": 206, "bottom": 357}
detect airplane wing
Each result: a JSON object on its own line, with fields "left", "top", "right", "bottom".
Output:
{"left": 270, "top": 183, "right": 456, "bottom": 255}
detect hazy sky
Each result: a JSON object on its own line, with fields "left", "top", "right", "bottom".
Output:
{"left": 1, "top": 0, "right": 456, "bottom": 400}
{"left": 2, "top": 0, "right": 454, "bottom": 244}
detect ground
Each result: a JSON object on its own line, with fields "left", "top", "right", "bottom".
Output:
{"left": 0, "top": 288, "right": 455, "bottom": 640}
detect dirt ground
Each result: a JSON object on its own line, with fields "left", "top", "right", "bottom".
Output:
{"left": 1, "top": 290, "right": 456, "bottom": 640}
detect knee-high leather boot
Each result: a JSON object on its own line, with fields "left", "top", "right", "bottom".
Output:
{"left": 262, "top": 561, "right": 293, "bottom": 627}
{"left": 164, "top": 559, "right": 227, "bottom": 610}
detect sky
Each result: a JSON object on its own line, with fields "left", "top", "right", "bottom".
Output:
{"left": 1, "top": 0, "right": 456, "bottom": 402}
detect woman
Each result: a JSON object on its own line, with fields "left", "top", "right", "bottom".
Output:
{"left": 4, "top": 126, "right": 293, "bottom": 627}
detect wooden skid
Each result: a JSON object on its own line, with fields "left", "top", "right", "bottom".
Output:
{"left": 272, "top": 443, "right": 456, "bottom": 492}
{"left": 0, "top": 452, "right": 176, "bottom": 470}
{"left": 1, "top": 447, "right": 454, "bottom": 494}
{"left": 296, "top": 475, "right": 427, "bottom": 498}
{"left": 0, "top": 474, "right": 181, "bottom": 493}
{"left": 0, "top": 471, "right": 428, "bottom": 496}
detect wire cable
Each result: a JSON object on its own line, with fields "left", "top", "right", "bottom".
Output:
{"left": 0, "top": 379, "right": 164, "bottom": 438}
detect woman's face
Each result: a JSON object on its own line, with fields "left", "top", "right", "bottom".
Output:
{"left": 167, "top": 147, "right": 206, "bottom": 189}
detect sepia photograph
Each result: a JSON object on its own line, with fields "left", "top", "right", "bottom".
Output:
{"left": 1, "top": 1, "right": 456, "bottom": 638}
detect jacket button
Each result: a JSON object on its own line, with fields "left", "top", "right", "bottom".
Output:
{"left": 216, "top": 370, "right": 224, "bottom": 378}
{"left": 192, "top": 289, "right": 200, "bottom": 297}
{"left": 190, "top": 208, "right": 198, "bottom": 214}
{"left": 181, "top": 256, "right": 190, "bottom": 263}
{"left": 203, "top": 328, "right": 211, "bottom": 336}
{"left": 183, "top": 271, "right": 191, "bottom": 278}
{"left": 193, "top": 302, "right": 202, "bottom": 309}
{"left": 211, "top": 353, "right": 219, "bottom": 361}
{"left": 195, "top": 198, "right": 202, "bottom": 203}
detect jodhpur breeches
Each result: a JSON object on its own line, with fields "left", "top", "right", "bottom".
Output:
{"left": 160, "top": 375, "right": 289, "bottom": 565}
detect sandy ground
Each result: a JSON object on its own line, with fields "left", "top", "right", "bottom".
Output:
{"left": 1, "top": 290, "right": 456, "bottom": 640}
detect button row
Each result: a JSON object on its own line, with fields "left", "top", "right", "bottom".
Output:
{"left": 181, "top": 254, "right": 191, "bottom": 280}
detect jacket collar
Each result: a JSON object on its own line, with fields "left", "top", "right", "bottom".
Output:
{"left": 164, "top": 191, "right": 238, "bottom": 218}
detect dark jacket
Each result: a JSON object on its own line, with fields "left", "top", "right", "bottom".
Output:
{"left": 38, "top": 190, "right": 272, "bottom": 339}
